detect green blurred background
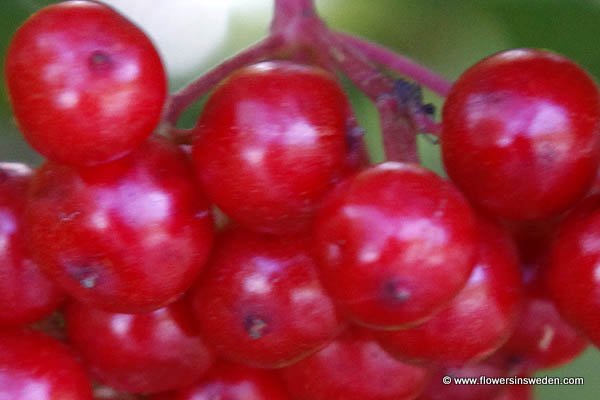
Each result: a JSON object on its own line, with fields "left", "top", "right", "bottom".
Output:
{"left": 0, "top": 1, "right": 599, "bottom": 398}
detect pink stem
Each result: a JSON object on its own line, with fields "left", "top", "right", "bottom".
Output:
{"left": 164, "top": 35, "right": 285, "bottom": 126}
{"left": 337, "top": 32, "right": 453, "bottom": 97}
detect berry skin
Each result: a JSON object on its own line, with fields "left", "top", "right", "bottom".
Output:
{"left": 65, "top": 299, "right": 214, "bottom": 394}
{"left": 0, "top": 163, "right": 64, "bottom": 326}
{"left": 314, "top": 162, "right": 478, "bottom": 328}
{"left": 151, "top": 362, "right": 291, "bottom": 400}
{"left": 25, "top": 136, "right": 214, "bottom": 313}
{"left": 280, "top": 328, "right": 429, "bottom": 400}
{"left": 192, "top": 61, "right": 350, "bottom": 234}
{"left": 376, "top": 216, "right": 523, "bottom": 365}
{"left": 501, "top": 295, "right": 588, "bottom": 371}
{"left": 0, "top": 329, "right": 93, "bottom": 399}
{"left": 442, "top": 48, "right": 600, "bottom": 220}
{"left": 5, "top": 1, "right": 167, "bottom": 166}
{"left": 545, "top": 193, "right": 600, "bottom": 347}
{"left": 190, "top": 227, "right": 344, "bottom": 368}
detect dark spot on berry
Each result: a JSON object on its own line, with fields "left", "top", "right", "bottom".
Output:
{"left": 61, "top": 256, "right": 107, "bottom": 289}
{"left": 88, "top": 50, "right": 113, "bottom": 72}
{"left": 244, "top": 315, "right": 269, "bottom": 340}
{"left": 382, "top": 279, "right": 412, "bottom": 304}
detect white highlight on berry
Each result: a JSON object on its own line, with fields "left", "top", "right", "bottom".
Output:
{"left": 594, "top": 262, "right": 600, "bottom": 283}
{"left": 244, "top": 273, "right": 271, "bottom": 295}
{"left": 111, "top": 314, "right": 133, "bottom": 336}
{"left": 57, "top": 90, "right": 80, "bottom": 109}
{"left": 538, "top": 324, "right": 555, "bottom": 352}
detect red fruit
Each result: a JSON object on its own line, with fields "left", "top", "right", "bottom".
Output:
{"left": 545, "top": 194, "right": 600, "bottom": 347}
{"left": 0, "top": 329, "right": 93, "bottom": 399}
{"left": 65, "top": 299, "right": 213, "bottom": 394}
{"left": 192, "top": 61, "right": 350, "bottom": 234}
{"left": 5, "top": 1, "right": 167, "bottom": 165}
{"left": 190, "top": 227, "right": 344, "bottom": 368}
{"left": 314, "top": 162, "right": 478, "bottom": 328}
{"left": 153, "top": 362, "right": 291, "bottom": 400}
{"left": 280, "top": 328, "right": 429, "bottom": 400}
{"left": 0, "top": 163, "right": 64, "bottom": 326}
{"left": 442, "top": 48, "right": 600, "bottom": 220}
{"left": 376, "top": 217, "right": 523, "bottom": 365}
{"left": 501, "top": 295, "right": 588, "bottom": 371}
{"left": 25, "top": 136, "right": 214, "bottom": 313}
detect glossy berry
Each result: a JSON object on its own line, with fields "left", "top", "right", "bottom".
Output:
{"left": 280, "top": 328, "right": 429, "bottom": 400}
{"left": 545, "top": 194, "right": 600, "bottom": 347}
{"left": 0, "top": 163, "right": 64, "bottom": 326}
{"left": 442, "top": 48, "right": 600, "bottom": 220}
{"left": 153, "top": 362, "right": 291, "bottom": 400}
{"left": 376, "top": 217, "right": 522, "bottom": 365}
{"left": 192, "top": 61, "right": 350, "bottom": 234}
{"left": 190, "top": 227, "right": 344, "bottom": 368}
{"left": 65, "top": 299, "right": 214, "bottom": 394}
{"left": 25, "top": 136, "right": 214, "bottom": 313}
{"left": 501, "top": 295, "right": 588, "bottom": 371}
{"left": 314, "top": 162, "right": 478, "bottom": 328}
{"left": 5, "top": 1, "right": 167, "bottom": 165}
{"left": 0, "top": 329, "right": 93, "bottom": 399}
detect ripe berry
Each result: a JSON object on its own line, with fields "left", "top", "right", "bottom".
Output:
{"left": 0, "top": 163, "right": 64, "bottom": 326}
{"left": 25, "top": 136, "right": 214, "bottom": 313}
{"left": 5, "top": 0, "right": 167, "bottom": 165}
{"left": 190, "top": 227, "right": 344, "bottom": 368}
{"left": 501, "top": 295, "right": 588, "bottom": 371}
{"left": 280, "top": 328, "right": 429, "bottom": 400}
{"left": 314, "top": 162, "right": 478, "bottom": 328}
{"left": 0, "top": 329, "right": 93, "bottom": 399}
{"left": 192, "top": 61, "right": 351, "bottom": 234}
{"left": 376, "top": 216, "right": 523, "bottom": 365}
{"left": 152, "top": 362, "right": 291, "bottom": 400}
{"left": 442, "top": 48, "right": 600, "bottom": 220}
{"left": 65, "top": 299, "right": 214, "bottom": 394}
{"left": 545, "top": 193, "right": 600, "bottom": 347}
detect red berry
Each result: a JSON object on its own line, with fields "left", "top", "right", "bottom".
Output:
{"left": 5, "top": 1, "right": 167, "bottom": 165}
{"left": 65, "top": 299, "right": 214, "bottom": 394}
{"left": 25, "top": 136, "right": 214, "bottom": 313}
{"left": 0, "top": 329, "right": 93, "bottom": 399}
{"left": 280, "top": 328, "right": 429, "bottom": 400}
{"left": 190, "top": 227, "right": 344, "bottom": 368}
{"left": 0, "top": 163, "right": 64, "bottom": 326}
{"left": 545, "top": 194, "right": 600, "bottom": 347}
{"left": 314, "top": 162, "right": 478, "bottom": 328}
{"left": 192, "top": 61, "right": 350, "bottom": 234}
{"left": 376, "top": 217, "right": 523, "bottom": 365}
{"left": 442, "top": 48, "right": 600, "bottom": 220}
{"left": 153, "top": 362, "right": 291, "bottom": 400}
{"left": 501, "top": 295, "right": 588, "bottom": 371}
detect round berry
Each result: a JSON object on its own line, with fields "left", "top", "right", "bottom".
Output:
{"left": 314, "top": 162, "right": 478, "bottom": 328}
{"left": 153, "top": 362, "right": 291, "bottom": 400}
{"left": 0, "top": 329, "right": 93, "bottom": 399}
{"left": 25, "top": 136, "right": 214, "bottom": 313}
{"left": 65, "top": 299, "right": 214, "bottom": 394}
{"left": 5, "top": 1, "right": 167, "bottom": 165}
{"left": 192, "top": 61, "right": 350, "bottom": 234}
{"left": 280, "top": 328, "right": 429, "bottom": 400}
{"left": 545, "top": 194, "right": 600, "bottom": 347}
{"left": 442, "top": 48, "right": 600, "bottom": 220}
{"left": 190, "top": 227, "right": 344, "bottom": 368}
{"left": 0, "top": 163, "right": 64, "bottom": 326}
{"left": 376, "top": 217, "right": 523, "bottom": 365}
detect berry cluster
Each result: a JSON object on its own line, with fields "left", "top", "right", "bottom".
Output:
{"left": 1, "top": 1, "right": 598, "bottom": 400}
